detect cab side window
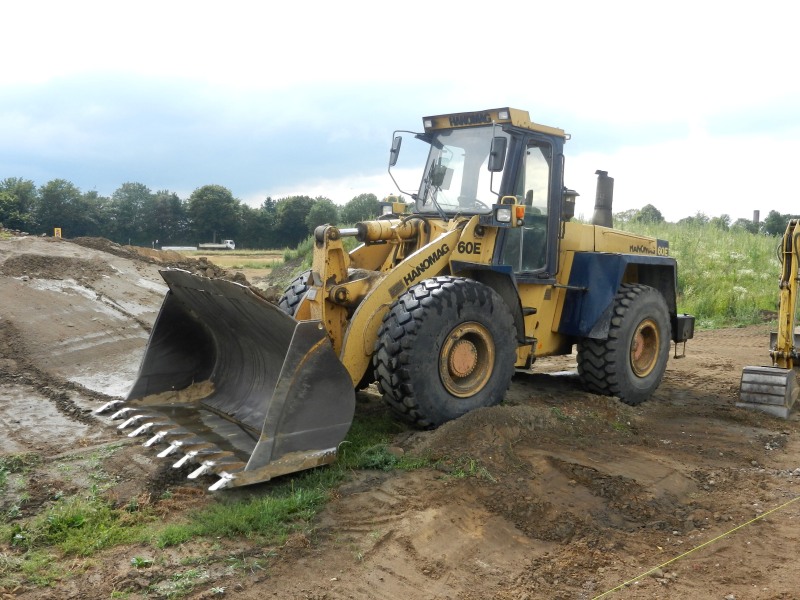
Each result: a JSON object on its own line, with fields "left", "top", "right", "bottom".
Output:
{"left": 501, "top": 141, "right": 552, "bottom": 272}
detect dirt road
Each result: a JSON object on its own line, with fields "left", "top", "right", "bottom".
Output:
{"left": 1, "top": 234, "right": 799, "bottom": 600}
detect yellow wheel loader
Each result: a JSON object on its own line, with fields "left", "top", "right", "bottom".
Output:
{"left": 97, "top": 108, "right": 695, "bottom": 490}
{"left": 739, "top": 219, "right": 800, "bottom": 418}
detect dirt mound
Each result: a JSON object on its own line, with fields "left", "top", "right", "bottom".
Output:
{"left": 68, "top": 236, "right": 141, "bottom": 258}
{"left": 67, "top": 236, "right": 248, "bottom": 284}
{"left": 0, "top": 253, "right": 114, "bottom": 282}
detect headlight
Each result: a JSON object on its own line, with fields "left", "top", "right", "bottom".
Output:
{"left": 495, "top": 207, "right": 512, "bottom": 223}
{"left": 380, "top": 204, "right": 394, "bottom": 216}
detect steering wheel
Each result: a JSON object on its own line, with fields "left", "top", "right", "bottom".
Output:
{"left": 472, "top": 199, "right": 490, "bottom": 211}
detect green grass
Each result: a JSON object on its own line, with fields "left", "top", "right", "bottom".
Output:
{"left": 0, "top": 453, "right": 41, "bottom": 474}
{"left": 155, "top": 485, "right": 327, "bottom": 548}
{"left": 446, "top": 457, "right": 496, "bottom": 482}
{"left": 614, "top": 219, "right": 780, "bottom": 328}
{"left": 155, "top": 411, "right": 432, "bottom": 549}
{"left": 8, "top": 495, "right": 152, "bottom": 556}
{"left": 282, "top": 235, "right": 315, "bottom": 270}
{"left": 1, "top": 454, "right": 41, "bottom": 509}
{"left": 237, "top": 260, "right": 282, "bottom": 270}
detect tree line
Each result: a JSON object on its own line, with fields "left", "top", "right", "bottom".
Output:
{"left": 3, "top": 177, "right": 795, "bottom": 249}
{"left": 0, "top": 177, "right": 386, "bottom": 249}
{"left": 615, "top": 204, "right": 797, "bottom": 236}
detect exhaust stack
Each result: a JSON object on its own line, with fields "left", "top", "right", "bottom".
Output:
{"left": 592, "top": 170, "right": 614, "bottom": 228}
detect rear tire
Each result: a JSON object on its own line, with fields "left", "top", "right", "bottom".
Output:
{"left": 373, "top": 276, "right": 516, "bottom": 427}
{"left": 577, "top": 283, "right": 671, "bottom": 405}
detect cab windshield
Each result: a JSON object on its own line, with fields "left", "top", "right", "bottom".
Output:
{"left": 416, "top": 127, "right": 509, "bottom": 215}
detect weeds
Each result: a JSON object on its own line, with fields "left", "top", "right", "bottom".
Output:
{"left": 130, "top": 556, "right": 153, "bottom": 568}
{"left": 152, "top": 567, "right": 209, "bottom": 598}
{"left": 282, "top": 234, "right": 360, "bottom": 275}
{"left": 7, "top": 494, "right": 151, "bottom": 557}
{"left": 0, "top": 549, "right": 62, "bottom": 588}
{"left": 337, "top": 412, "right": 433, "bottom": 471}
{"left": 446, "top": 457, "right": 496, "bottom": 482}
{"left": 616, "top": 220, "right": 780, "bottom": 328}
{"left": 224, "top": 552, "right": 267, "bottom": 575}
{"left": 0, "top": 453, "right": 41, "bottom": 476}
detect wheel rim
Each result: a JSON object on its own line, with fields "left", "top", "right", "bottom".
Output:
{"left": 439, "top": 322, "right": 495, "bottom": 397}
{"left": 630, "top": 318, "right": 660, "bottom": 377}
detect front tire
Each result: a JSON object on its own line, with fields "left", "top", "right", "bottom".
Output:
{"left": 277, "top": 270, "right": 311, "bottom": 316}
{"left": 577, "top": 283, "right": 671, "bottom": 405}
{"left": 373, "top": 276, "right": 516, "bottom": 427}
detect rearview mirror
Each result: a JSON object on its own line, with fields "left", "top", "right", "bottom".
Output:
{"left": 430, "top": 164, "right": 453, "bottom": 189}
{"left": 488, "top": 136, "right": 507, "bottom": 172}
{"left": 389, "top": 135, "right": 402, "bottom": 167}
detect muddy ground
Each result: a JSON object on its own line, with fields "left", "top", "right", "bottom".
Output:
{"left": 1, "top": 233, "right": 799, "bottom": 600}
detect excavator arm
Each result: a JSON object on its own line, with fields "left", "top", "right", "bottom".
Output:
{"left": 739, "top": 219, "right": 800, "bottom": 418}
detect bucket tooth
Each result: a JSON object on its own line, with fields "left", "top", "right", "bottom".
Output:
{"left": 127, "top": 416, "right": 172, "bottom": 438}
{"left": 209, "top": 472, "right": 236, "bottom": 491}
{"left": 157, "top": 440, "right": 186, "bottom": 458}
{"left": 173, "top": 451, "right": 200, "bottom": 469}
{"left": 128, "top": 422, "right": 155, "bottom": 437}
{"left": 117, "top": 414, "right": 150, "bottom": 430}
{"left": 95, "top": 399, "right": 124, "bottom": 414}
{"left": 110, "top": 407, "right": 135, "bottom": 420}
{"left": 143, "top": 429, "right": 176, "bottom": 447}
{"left": 187, "top": 461, "right": 218, "bottom": 479}
{"left": 172, "top": 444, "right": 217, "bottom": 469}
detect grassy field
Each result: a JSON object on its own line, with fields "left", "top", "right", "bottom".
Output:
{"left": 615, "top": 220, "right": 781, "bottom": 329}
{"left": 185, "top": 249, "right": 284, "bottom": 271}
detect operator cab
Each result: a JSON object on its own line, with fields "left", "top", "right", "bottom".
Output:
{"left": 388, "top": 107, "right": 567, "bottom": 280}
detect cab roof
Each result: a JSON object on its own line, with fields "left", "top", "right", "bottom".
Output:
{"left": 422, "top": 108, "right": 567, "bottom": 139}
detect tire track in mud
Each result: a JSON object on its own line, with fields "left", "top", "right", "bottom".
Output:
{"left": 0, "top": 319, "right": 113, "bottom": 426}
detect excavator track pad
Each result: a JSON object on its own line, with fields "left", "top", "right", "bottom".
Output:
{"left": 738, "top": 365, "right": 798, "bottom": 419}
{"left": 96, "top": 269, "right": 356, "bottom": 490}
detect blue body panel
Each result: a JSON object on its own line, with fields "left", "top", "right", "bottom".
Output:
{"left": 559, "top": 253, "right": 676, "bottom": 338}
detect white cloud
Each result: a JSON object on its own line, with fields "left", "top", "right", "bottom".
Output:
{"left": 244, "top": 169, "right": 413, "bottom": 207}
{"left": 568, "top": 130, "right": 800, "bottom": 222}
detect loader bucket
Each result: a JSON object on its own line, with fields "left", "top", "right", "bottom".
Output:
{"left": 738, "top": 365, "right": 799, "bottom": 419}
{"left": 96, "top": 269, "right": 356, "bottom": 490}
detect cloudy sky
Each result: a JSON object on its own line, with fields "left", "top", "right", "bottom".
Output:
{"left": 2, "top": 0, "right": 797, "bottom": 223}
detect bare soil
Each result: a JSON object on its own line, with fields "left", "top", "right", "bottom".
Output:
{"left": 1, "top": 233, "right": 799, "bottom": 600}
